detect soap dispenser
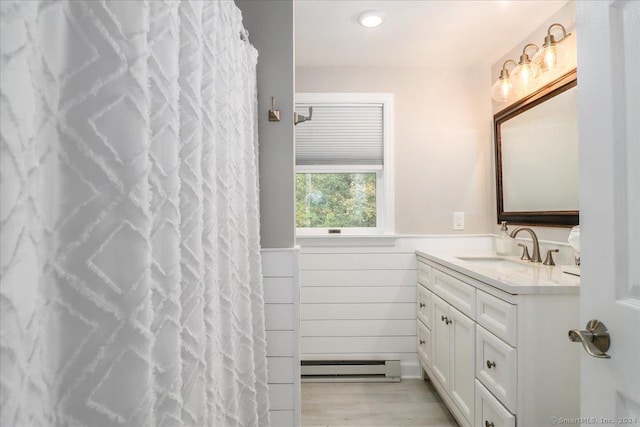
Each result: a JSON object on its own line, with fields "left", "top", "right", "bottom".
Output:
{"left": 496, "top": 221, "right": 513, "bottom": 256}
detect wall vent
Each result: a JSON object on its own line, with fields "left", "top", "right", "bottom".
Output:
{"left": 301, "top": 359, "right": 401, "bottom": 383}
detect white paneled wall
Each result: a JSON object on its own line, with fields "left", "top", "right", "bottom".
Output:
{"left": 298, "top": 235, "right": 494, "bottom": 378}
{"left": 300, "top": 246, "right": 421, "bottom": 377}
{"left": 262, "top": 248, "right": 300, "bottom": 427}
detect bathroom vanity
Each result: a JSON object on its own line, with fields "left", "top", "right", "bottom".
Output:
{"left": 415, "top": 250, "right": 580, "bottom": 427}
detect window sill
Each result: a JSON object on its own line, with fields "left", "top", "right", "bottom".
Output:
{"left": 296, "top": 234, "right": 398, "bottom": 247}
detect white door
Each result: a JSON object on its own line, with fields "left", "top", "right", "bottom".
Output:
{"left": 576, "top": 0, "right": 640, "bottom": 421}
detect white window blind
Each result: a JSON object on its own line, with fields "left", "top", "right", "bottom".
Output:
{"left": 295, "top": 103, "right": 384, "bottom": 165}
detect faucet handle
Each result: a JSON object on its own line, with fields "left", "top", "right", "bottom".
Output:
{"left": 517, "top": 243, "right": 531, "bottom": 261}
{"left": 543, "top": 249, "right": 559, "bottom": 266}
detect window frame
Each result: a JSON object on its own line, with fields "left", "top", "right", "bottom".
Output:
{"left": 295, "top": 93, "right": 395, "bottom": 236}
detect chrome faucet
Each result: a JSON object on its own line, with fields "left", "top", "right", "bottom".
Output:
{"left": 510, "top": 227, "right": 542, "bottom": 263}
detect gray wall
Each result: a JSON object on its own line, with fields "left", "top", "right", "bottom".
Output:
{"left": 237, "top": 0, "right": 295, "bottom": 248}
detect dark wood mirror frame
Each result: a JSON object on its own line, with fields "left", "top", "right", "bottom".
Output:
{"left": 494, "top": 69, "right": 579, "bottom": 227}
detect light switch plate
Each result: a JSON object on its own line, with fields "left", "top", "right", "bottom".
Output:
{"left": 453, "top": 212, "right": 465, "bottom": 230}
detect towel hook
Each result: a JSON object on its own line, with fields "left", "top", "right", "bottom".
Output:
{"left": 268, "top": 97, "right": 281, "bottom": 122}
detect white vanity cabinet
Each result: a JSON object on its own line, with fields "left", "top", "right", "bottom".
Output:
{"left": 417, "top": 262, "right": 475, "bottom": 426}
{"left": 416, "top": 252, "right": 580, "bottom": 427}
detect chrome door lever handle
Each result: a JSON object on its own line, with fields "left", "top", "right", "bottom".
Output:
{"left": 568, "top": 319, "right": 611, "bottom": 358}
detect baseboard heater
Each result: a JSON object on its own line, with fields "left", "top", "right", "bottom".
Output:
{"left": 301, "top": 360, "right": 401, "bottom": 383}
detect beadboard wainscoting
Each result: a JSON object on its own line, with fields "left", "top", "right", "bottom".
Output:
{"left": 298, "top": 236, "right": 493, "bottom": 379}
{"left": 262, "top": 248, "right": 301, "bottom": 427}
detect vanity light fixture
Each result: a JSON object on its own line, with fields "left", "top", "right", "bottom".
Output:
{"left": 534, "top": 23, "right": 571, "bottom": 73}
{"left": 511, "top": 43, "right": 541, "bottom": 96}
{"left": 491, "top": 60, "right": 517, "bottom": 102}
{"left": 492, "top": 21, "right": 573, "bottom": 104}
{"left": 358, "top": 10, "right": 384, "bottom": 28}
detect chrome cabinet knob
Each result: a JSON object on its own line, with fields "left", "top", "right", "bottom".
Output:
{"left": 485, "top": 421, "right": 495, "bottom": 427}
{"left": 419, "top": 339, "right": 425, "bottom": 345}
{"left": 419, "top": 302, "right": 426, "bottom": 308}
{"left": 486, "top": 360, "right": 496, "bottom": 369}
{"left": 441, "top": 315, "right": 447, "bottom": 322}
{"left": 568, "top": 319, "right": 611, "bottom": 358}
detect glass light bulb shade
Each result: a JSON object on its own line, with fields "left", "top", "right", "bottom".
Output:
{"left": 533, "top": 45, "right": 562, "bottom": 73}
{"left": 491, "top": 77, "right": 514, "bottom": 103}
{"left": 511, "top": 62, "right": 541, "bottom": 95}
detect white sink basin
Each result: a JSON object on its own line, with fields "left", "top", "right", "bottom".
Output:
{"left": 455, "top": 256, "right": 535, "bottom": 271}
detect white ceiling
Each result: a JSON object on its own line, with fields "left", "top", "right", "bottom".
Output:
{"left": 295, "top": 0, "right": 568, "bottom": 68}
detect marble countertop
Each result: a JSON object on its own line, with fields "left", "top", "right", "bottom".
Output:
{"left": 415, "top": 249, "right": 580, "bottom": 295}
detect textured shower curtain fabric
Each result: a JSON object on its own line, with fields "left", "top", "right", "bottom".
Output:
{"left": 1, "top": 1, "right": 270, "bottom": 426}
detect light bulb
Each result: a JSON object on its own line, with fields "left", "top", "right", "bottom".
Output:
{"left": 533, "top": 44, "right": 562, "bottom": 74}
{"left": 543, "top": 45, "right": 558, "bottom": 69}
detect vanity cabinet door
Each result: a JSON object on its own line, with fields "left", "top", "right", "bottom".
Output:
{"left": 431, "top": 294, "right": 475, "bottom": 425}
{"left": 431, "top": 294, "right": 451, "bottom": 389}
{"left": 450, "top": 306, "right": 475, "bottom": 424}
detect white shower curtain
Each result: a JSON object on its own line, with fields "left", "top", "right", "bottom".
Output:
{"left": 0, "top": 1, "right": 269, "bottom": 426}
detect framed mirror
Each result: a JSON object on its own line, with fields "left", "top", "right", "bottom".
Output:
{"left": 494, "top": 69, "right": 578, "bottom": 227}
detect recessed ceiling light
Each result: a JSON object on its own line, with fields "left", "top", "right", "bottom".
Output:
{"left": 358, "top": 10, "right": 384, "bottom": 28}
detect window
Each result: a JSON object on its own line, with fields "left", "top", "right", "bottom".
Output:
{"left": 295, "top": 93, "right": 394, "bottom": 235}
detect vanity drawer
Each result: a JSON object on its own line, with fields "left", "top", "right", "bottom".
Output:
{"left": 417, "top": 284, "right": 432, "bottom": 328}
{"left": 417, "top": 261, "right": 433, "bottom": 289}
{"left": 416, "top": 320, "right": 432, "bottom": 368}
{"left": 476, "top": 290, "right": 517, "bottom": 346}
{"left": 476, "top": 325, "right": 517, "bottom": 413}
{"left": 432, "top": 269, "right": 475, "bottom": 319}
{"left": 475, "top": 380, "right": 515, "bottom": 427}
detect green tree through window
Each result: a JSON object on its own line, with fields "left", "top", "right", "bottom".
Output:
{"left": 296, "top": 173, "right": 377, "bottom": 228}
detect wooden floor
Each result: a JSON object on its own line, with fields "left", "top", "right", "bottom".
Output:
{"left": 301, "top": 378, "right": 459, "bottom": 427}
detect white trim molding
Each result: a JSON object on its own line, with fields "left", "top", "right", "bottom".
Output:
{"left": 295, "top": 93, "right": 395, "bottom": 236}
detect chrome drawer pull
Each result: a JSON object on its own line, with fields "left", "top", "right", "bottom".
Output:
{"left": 486, "top": 360, "right": 496, "bottom": 369}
